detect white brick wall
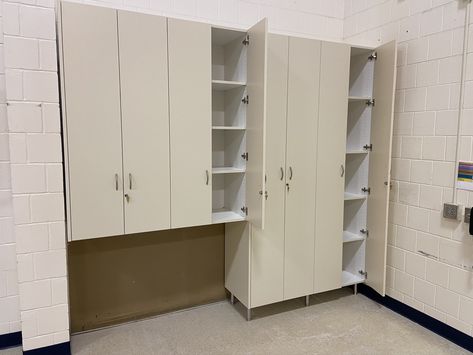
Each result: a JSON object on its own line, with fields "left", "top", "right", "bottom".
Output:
{"left": 345, "top": 0, "right": 473, "bottom": 338}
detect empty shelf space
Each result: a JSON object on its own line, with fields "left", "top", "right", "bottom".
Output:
{"left": 212, "top": 126, "right": 246, "bottom": 130}
{"left": 343, "top": 231, "right": 365, "bottom": 243}
{"left": 212, "top": 167, "right": 245, "bottom": 174}
{"left": 344, "top": 193, "right": 367, "bottom": 201}
{"left": 212, "top": 80, "right": 246, "bottom": 91}
{"left": 348, "top": 96, "right": 372, "bottom": 102}
{"left": 346, "top": 150, "right": 369, "bottom": 155}
{"left": 212, "top": 209, "right": 245, "bottom": 224}
{"left": 342, "top": 270, "right": 365, "bottom": 287}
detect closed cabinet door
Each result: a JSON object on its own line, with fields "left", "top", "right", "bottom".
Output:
{"left": 118, "top": 11, "right": 171, "bottom": 234}
{"left": 250, "top": 34, "right": 288, "bottom": 308}
{"left": 314, "top": 42, "right": 350, "bottom": 293}
{"left": 246, "top": 19, "right": 268, "bottom": 230}
{"left": 283, "top": 37, "right": 320, "bottom": 300}
{"left": 366, "top": 41, "right": 397, "bottom": 296}
{"left": 61, "top": 3, "right": 124, "bottom": 240}
{"left": 168, "top": 18, "right": 212, "bottom": 228}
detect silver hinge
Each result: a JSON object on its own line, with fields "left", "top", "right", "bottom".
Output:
{"left": 359, "top": 270, "right": 368, "bottom": 278}
{"left": 242, "top": 35, "right": 250, "bottom": 46}
{"left": 363, "top": 144, "right": 373, "bottom": 151}
{"left": 242, "top": 95, "right": 249, "bottom": 104}
{"left": 259, "top": 190, "right": 268, "bottom": 200}
{"left": 368, "top": 51, "right": 377, "bottom": 61}
{"left": 241, "top": 152, "right": 248, "bottom": 161}
{"left": 366, "top": 99, "right": 375, "bottom": 106}
{"left": 361, "top": 187, "right": 371, "bottom": 194}
{"left": 360, "top": 229, "right": 369, "bottom": 237}
{"left": 241, "top": 206, "right": 248, "bottom": 215}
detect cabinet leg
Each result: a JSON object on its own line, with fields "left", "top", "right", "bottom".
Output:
{"left": 246, "top": 308, "right": 252, "bottom": 321}
{"left": 305, "top": 295, "right": 310, "bottom": 307}
{"left": 230, "top": 293, "right": 235, "bottom": 304}
{"left": 354, "top": 284, "right": 358, "bottom": 295}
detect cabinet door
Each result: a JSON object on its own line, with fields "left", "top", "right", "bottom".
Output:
{"left": 283, "top": 37, "right": 320, "bottom": 300}
{"left": 314, "top": 42, "right": 350, "bottom": 293}
{"left": 366, "top": 41, "right": 397, "bottom": 296}
{"left": 168, "top": 19, "right": 212, "bottom": 228}
{"left": 246, "top": 19, "right": 268, "bottom": 230}
{"left": 250, "top": 34, "right": 288, "bottom": 308}
{"left": 61, "top": 3, "right": 124, "bottom": 240}
{"left": 118, "top": 11, "right": 170, "bottom": 234}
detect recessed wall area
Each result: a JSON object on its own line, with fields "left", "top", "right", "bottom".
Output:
{"left": 67, "top": 225, "right": 225, "bottom": 333}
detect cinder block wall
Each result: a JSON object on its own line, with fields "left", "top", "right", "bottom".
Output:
{"left": 345, "top": 0, "right": 473, "bottom": 337}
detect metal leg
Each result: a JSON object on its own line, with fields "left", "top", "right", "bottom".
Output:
{"left": 354, "top": 283, "right": 358, "bottom": 295}
{"left": 305, "top": 295, "right": 310, "bottom": 307}
{"left": 230, "top": 293, "right": 235, "bottom": 304}
{"left": 246, "top": 308, "right": 252, "bottom": 321}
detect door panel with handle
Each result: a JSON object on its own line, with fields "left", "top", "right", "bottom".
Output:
{"left": 118, "top": 11, "right": 171, "bottom": 234}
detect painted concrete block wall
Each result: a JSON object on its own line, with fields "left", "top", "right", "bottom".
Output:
{"left": 344, "top": 0, "right": 473, "bottom": 337}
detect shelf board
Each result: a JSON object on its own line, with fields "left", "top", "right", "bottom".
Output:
{"left": 348, "top": 96, "right": 372, "bottom": 102}
{"left": 212, "top": 209, "right": 245, "bottom": 224}
{"left": 212, "top": 167, "right": 245, "bottom": 174}
{"left": 343, "top": 231, "right": 365, "bottom": 243}
{"left": 342, "top": 270, "right": 365, "bottom": 287}
{"left": 212, "top": 80, "right": 246, "bottom": 91}
{"left": 346, "top": 150, "right": 368, "bottom": 155}
{"left": 212, "top": 126, "right": 246, "bottom": 131}
{"left": 344, "top": 193, "right": 367, "bottom": 201}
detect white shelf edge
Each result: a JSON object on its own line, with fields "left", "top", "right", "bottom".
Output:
{"left": 343, "top": 231, "right": 365, "bottom": 243}
{"left": 212, "top": 167, "right": 246, "bottom": 174}
{"left": 212, "top": 126, "right": 246, "bottom": 130}
{"left": 212, "top": 210, "right": 245, "bottom": 224}
{"left": 346, "top": 150, "right": 368, "bottom": 155}
{"left": 348, "top": 95, "right": 372, "bottom": 102}
{"left": 342, "top": 270, "right": 365, "bottom": 287}
{"left": 344, "top": 192, "right": 367, "bottom": 201}
{"left": 212, "top": 80, "right": 246, "bottom": 91}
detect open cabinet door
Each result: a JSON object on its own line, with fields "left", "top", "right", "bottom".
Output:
{"left": 366, "top": 40, "right": 397, "bottom": 296}
{"left": 246, "top": 19, "right": 268, "bottom": 229}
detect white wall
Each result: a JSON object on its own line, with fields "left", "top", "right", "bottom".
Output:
{"left": 345, "top": 0, "right": 473, "bottom": 337}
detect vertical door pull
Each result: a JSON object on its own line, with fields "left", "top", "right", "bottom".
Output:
{"left": 289, "top": 167, "right": 293, "bottom": 180}
{"left": 115, "top": 174, "right": 119, "bottom": 191}
{"left": 340, "top": 164, "right": 345, "bottom": 177}
{"left": 129, "top": 173, "right": 133, "bottom": 189}
{"left": 206, "top": 170, "right": 209, "bottom": 185}
{"left": 280, "top": 167, "right": 284, "bottom": 181}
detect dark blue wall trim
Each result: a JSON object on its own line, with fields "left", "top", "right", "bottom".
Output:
{"left": 23, "top": 341, "right": 71, "bottom": 355}
{"left": 0, "top": 331, "right": 21, "bottom": 349}
{"left": 358, "top": 284, "right": 473, "bottom": 353}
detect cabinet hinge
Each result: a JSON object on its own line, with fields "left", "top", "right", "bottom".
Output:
{"left": 242, "top": 95, "right": 249, "bottom": 104}
{"left": 241, "top": 152, "right": 248, "bottom": 161}
{"left": 368, "top": 51, "right": 377, "bottom": 61}
{"left": 242, "top": 35, "right": 250, "bottom": 46}
{"left": 363, "top": 144, "right": 373, "bottom": 151}
{"left": 241, "top": 206, "right": 248, "bottom": 215}
{"left": 366, "top": 99, "right": 375, "bottom": 106}
{"left": 361, "top": 187, "right": 371, "bottom": 194}
{"left": 359, "top": 270, "right": 368, "bottom": 278}
{"left": 259, "top": 190, "right": 268, "bottom": 200}
{"left": 360, "top": 229, "right": 369, "bottom": 237}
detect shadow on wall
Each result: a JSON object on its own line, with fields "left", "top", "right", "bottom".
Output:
{"left": 67, "top": 224, "right": 226, "bottom": 333}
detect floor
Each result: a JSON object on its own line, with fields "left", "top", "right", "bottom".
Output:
{"left": 1, "top": 288, "right": 470, "bottom": 354}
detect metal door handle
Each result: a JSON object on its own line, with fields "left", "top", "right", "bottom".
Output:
{"left": 280, "top": 167, "right": 284, "bottom": 181}
{"left": 129, "top": 173, "right": 132, "bottom": 189}
{"left": 206, "top": 170, "right": 209, "bottom": 185}
{"left": 340, "top": 164, "right": 345, "bottom": 177}
{"left": 115, "top": 174, "right": 119, "bottom": 191}
{"left": 289, "top": 167, "right": 293, "bottom": 180}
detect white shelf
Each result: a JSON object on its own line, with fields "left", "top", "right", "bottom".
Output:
{"left": 344, "top": 193, "right": 367, "bottom": 201}
{"left": 346, "top": 150, "right": 368, "bottom": 155}
{"left": 212, "top": 80, "right": 246, "bottom": 91}
{"left": 212, "top": 167, "right": 245, "bottom": 174}
{"left": 348, "top": 96, "right": 372, "bottom": 102}
{"left": 212, "top": 126, "right": 246, "bottom": 130}
{"left": 212, "top": 209, "right": 245, "bottom": 224}
{"left": 342, "top": 270, "right": 365, "bottom": 287}
{"left": 343, "top": 231, "right": 365, "bottom": 243}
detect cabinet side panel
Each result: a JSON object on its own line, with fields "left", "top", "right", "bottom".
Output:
{"left": 118, "top": 11, "right": 171, "bottom": 234}
{"left": 314, "top": 42, "right": 350, "bottom": 293}
{"left": 168, "top": 19, "right": 212, "bottom": 228}
{"left": 283, "top": 37, "right": 320, "bottom": 300}
{"left": 250, "top": 34, "right": 288, "bottom": 308}
{"left": 62, "top": 3, "right": 124, "bottom": 240}
{"left": 366, "top": 41, "right": 397, "bottom": 296}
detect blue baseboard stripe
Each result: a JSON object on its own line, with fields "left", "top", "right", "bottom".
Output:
{"left": 0, "top": 331, "right": 21, "bottom": 349}
{"left": 23, "top": 341, "right": 71, "bottom": 355}
{"left": 358, "top": 283, "right": 473, "bottom": 353}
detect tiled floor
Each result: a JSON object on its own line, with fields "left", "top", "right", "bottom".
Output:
{"left": 2, "top": 288, "right": 470, "bottom": 354}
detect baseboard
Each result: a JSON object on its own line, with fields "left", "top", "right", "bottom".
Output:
{"left": 23, "top": 342, "right": 71, "bottom": 355}
{"left": 0, "top": 331, "right": 21, "bottom": 349}
{"left": 358, "top": 284, "right": 473, "bottom": 353}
